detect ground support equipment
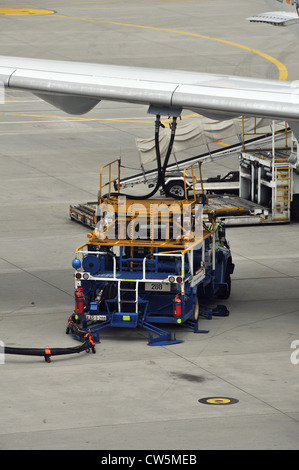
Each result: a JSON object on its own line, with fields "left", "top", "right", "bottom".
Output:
{"left": 68, "top": 156, "right": 233, "bottom": 347}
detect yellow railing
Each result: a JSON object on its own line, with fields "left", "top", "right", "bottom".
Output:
{"left": 99, "top": 159, "right": 121, "bottom": 200}
{"left": 241, "top": 117, "right": 290, "bottom": 152}
{"left": 183, "top": 161, "right": 204, "bottom": 202}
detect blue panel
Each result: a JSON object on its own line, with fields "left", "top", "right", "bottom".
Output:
{"left": 82, "top": 255, "right": 100, "bottom": 275}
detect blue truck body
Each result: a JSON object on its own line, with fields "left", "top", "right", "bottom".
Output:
{"left": 70, "top": 229, "right": 233, "bottom": 345}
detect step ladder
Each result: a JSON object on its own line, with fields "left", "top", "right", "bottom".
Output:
{"left": 117, "top": 280, "right": 139, "bottom": 313}
{"left": 272, "top": 159, "right": 293, "bottom": 221}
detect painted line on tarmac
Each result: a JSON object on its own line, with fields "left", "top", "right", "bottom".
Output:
{"left": 0, "top": 7, "right": 287, "bottom": 80}
{"left": 0, "top": 10, "right": 288, "bottom": 140}
{"left": 54, "top": 14, "right": 288, "bottom": 81}
{"left": 0, "top": 8, "right": 55, "bottom": 16}
{"left": 0, "top": 111, "right": 197, "bottom": 125}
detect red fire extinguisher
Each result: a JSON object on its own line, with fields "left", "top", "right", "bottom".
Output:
{"left": 173, "top": 293, "right": 182, "bottom": 317}
{"left": 75, "top": 287, "right": 85, "bottom": 314}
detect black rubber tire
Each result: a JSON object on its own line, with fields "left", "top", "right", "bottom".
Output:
{"left": 190, "top": 288, "right": 200, "bottom": 321}
{"left": 165, "top": 180, "right": 185, "bottom": 199}
{"left": 291, "top": 194, "right": 299, "bottom": 221}
{"left": 217, "top": 271, "right": 231, "bottom": 300}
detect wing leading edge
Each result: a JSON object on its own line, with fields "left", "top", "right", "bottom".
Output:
{"left": 1, "top": 55, "right": 299, "bottom": 127}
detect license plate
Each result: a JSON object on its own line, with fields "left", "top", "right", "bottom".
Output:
{"left": 85, "top": 314, "right": 107, "bottom": 321}
{"left": 144, "top": 282, "right": 170, "bottom": 292}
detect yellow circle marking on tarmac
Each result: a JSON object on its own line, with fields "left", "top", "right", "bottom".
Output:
{"left": 198, "top": 397, "right": 239, "bottom": 405}
{"left": 206, "top": 398, "right": 231, "bottom": 404}
{"left": 0, "top": 8, "right": 55, "bottom": 16}
{"left": 54, "top": 14, "right": 288, "bottom": 81}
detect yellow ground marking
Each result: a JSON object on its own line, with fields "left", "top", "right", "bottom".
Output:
{"left": 213, "top": 140, "right": 230, "bottom": 147}
{"left": 54, "top": 15, "right": 288, "bottom": 81}
{"left": 206, "top": 398, "right": 231, "bottom": 404}
{"left": 198, "top": 396, "right": 239, "bottom": 405}
{"left": 0, "top": 111, "right": 154, "bottom": 124}
{"left": 0, "top": 5, "right": 287, "bottom": 80}
{"left": 0, "top": 10, "right": 288, "bottom": 134}
{"left": 0, "top": 111, "right": 197, "bottom": 125}
{"left": 0, "top": 1, "right": 203, "bottom": 5}
{"left": 0, "top": 8, "right": 55, "bottom": 16}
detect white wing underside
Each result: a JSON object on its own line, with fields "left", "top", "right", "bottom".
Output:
{"left": 247, "top": 11, "right": 299, "bottom": 26}
{"left": 1, "top": 55, "right": 299, "bottom": 137}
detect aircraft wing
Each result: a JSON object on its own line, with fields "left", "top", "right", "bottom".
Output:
{"left": 1, "top": 56, "right": 299, "bottom": 129}
{"left": 247, "top": 11, "right": 299, "bottom": 26}
{"left": 247, "top": 1, "right": 299, "bottom": 28}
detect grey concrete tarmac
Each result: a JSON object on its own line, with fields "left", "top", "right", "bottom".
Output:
{"left": 0, "top": 0, "right": 299, "bottom": 450}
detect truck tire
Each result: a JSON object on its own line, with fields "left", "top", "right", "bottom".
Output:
{"left": 165, "top": 180, "right": 185, "bottom": 199}
{"left": 217, "top": 270, "right": 231, "bottom": 299}
{"left": 291, "top": 194, "right": 299, "bottom": 221}
{"left": 190, "top": 288, "right": 200, "bottom": 321}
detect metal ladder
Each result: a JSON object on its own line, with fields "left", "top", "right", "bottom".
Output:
{"left": 117, "top": 280, "right": 139, "bottom": 313}
{"left": 272, "top": 160, "right": 293, "bottom": 221}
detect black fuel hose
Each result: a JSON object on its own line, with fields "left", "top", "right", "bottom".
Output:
{"left": 3, "top": 322, "right": 96, "bottom": 363}
{"left": 103, "top": 115, "right": 177, "bottom": 200}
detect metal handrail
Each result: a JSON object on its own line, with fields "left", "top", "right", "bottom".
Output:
{"left": 99, "top": 159, "right": 120, "bottom": 200}
{"left": 183, "top": 161, "right": 203, "bottom": 201}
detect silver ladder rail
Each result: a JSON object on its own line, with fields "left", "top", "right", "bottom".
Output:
{"left": 117, "top": 279, "right": 140, "bottom": 313}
